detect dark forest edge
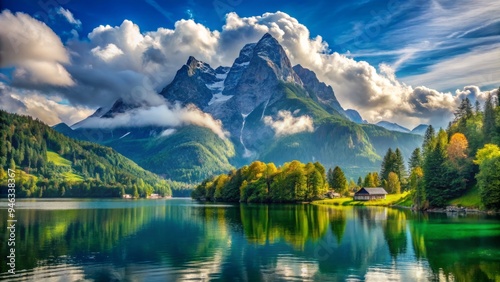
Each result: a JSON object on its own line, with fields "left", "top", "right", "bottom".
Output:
{"left": 193, "top": 88, "right": 500, "bottom": 210}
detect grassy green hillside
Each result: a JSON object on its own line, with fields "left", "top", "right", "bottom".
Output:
{"left": 0, "top": 110, "right": 171, "bottom": 198}
{"left": 104, "top": 126, "right": 235, "bottom": 183}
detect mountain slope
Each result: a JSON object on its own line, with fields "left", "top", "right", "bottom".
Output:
{"left": 411, "top": 124, "right": 429, "bottom": 135}
{"left": 0, "top": 110, "right": 171, "bottom": 197}
{"left": 345, "top": 109, "right": 367, "bottom": 124}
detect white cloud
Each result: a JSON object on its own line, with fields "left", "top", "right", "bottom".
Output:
{"left": 402, "top": 45, "right": 500, "bottom": 91}
{"left": 160, "top": 128, "right": 176, "bottom": 137}
{"left": 91, "top": 44, "right": 124, "bottom": 62}
{"left": 264, "top": 110, "right": 314, "bottom": 136}
{"left": 0, "top": 83, "right": 92, "bottom": 126}
{"left": 0, "top": 10, "right": 74, "bottom": 86}
{"left": 57, "top": 7, "right": 81, "bottom": 27}
{"left": 78, "top": 102, "right": 229, "bottom": 139}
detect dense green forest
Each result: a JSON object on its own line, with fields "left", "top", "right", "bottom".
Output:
{"left": 0, "top": 110, "right": 171, "bottom": 198}
{"left": 410, "top": 90, "right": 500, "bottom": 209}
{"left": 192, "top": 160, "right": 329, "bottom": 203}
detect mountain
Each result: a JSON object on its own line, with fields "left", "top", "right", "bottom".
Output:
{"left": 0, "top": 110, "right": 171, "bottom": 198}
{"left": 345, "top": 109, "right": 367, "bottom": 124}
{"left": 58, "top": 33, "right": 422, "bottom": 182}
{"left": 411, "top": 124, "right": 429, "bottom": 135}
{"left": 375, "top": 121, "right": 411, "bottom": 133}
{"left": 292, "top": 64, "right": 346, "bottom": 117}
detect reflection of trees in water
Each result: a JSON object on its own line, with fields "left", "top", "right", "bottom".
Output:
{"left": 239, "top": 204, "right": 329, "bottom": 249}
{"left": 408, "top": 212, "right": 500, "bottom": 281}
{"left": 326, "top": 207, "right": 346, "bottom": 244}
{"left": 0, "top": 205, "right": 169, "bottom": 272}
{"left": 383, "top": 208, "right": 407, "bottom": 258}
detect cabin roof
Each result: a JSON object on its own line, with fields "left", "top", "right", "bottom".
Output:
{"left": 355, "top": 187, "right": 388, "bottom": 195}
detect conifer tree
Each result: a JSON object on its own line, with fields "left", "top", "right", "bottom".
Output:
{"left": 483, "top": 94, "right": 495, "bottom": 143}
{"left": 331, "top": 166, "right": 348, "bottom": 195}
{"left": 408, "top": 147, "right": 423, "bottom": 172}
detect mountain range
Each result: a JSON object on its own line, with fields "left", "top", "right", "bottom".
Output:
{"left": 56, "top": 33, "right": 422, "bottom": 184}
{"left": 375, "top": 121, "right": 429, "bottom": 135}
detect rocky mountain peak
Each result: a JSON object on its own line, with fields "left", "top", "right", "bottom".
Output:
{"left": 293, "top": 64, "right": 345, "bottom": 116}
{"left": 251, "top": 33, "right": 302, "bottom": 84}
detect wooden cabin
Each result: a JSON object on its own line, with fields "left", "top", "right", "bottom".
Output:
{"left": 354, "top": 187, "right": 387, "bottom": 201}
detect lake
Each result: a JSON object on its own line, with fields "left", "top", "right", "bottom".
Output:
{"left": 0, "top": 198, "right": 499, "bottom": 281}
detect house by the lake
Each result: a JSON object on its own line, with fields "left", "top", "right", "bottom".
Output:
{"left": 354, "top": 187, "right": 387, "bottom": 201}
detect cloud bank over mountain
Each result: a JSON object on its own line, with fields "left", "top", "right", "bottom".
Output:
{"left": 264, "top": 111, "right": 314, "bottom": 137}
{"left": 0, "top": 9, "right": 497, "bottom": 129}
{"left": 78, "top": 103, "right": 229, "bottom": 139}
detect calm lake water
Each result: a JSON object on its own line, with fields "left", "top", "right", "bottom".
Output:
{"left": 0, "top": 198, "right": 499, "bottom": 281}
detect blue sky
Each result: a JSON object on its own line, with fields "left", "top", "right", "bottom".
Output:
{"left": 0, "top": 0, "right": 499, "bottom": 127}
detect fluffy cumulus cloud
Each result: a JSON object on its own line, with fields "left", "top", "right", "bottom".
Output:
{"left": 77, "top": 102, "right": 228, "bottom": 139}
{"left": 0, "top": 10, "right": 74, "bottom": 86}
{"left": 0, "top": 9, "right": 497, "bottom": 130}
{"left": 264, "top": 111, "right": 314, "bottom": 136}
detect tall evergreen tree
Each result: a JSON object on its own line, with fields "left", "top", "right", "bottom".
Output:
{"left": 423, "top": 129, "right": 449, "bottom": 207}
{"left": 357, "top": 176, "right": 363, "bottom": 187}
{"left": 422, "top": 125, "right": 436, "bottom": 156}
{"left": 380, "top": 148, "right": 395, "bottom": 181}
{"left": 394, "top": 148, "right": 407, "bottom": 181}
{"left": 475, "top": 100, "right": 481, "bottom": 113}
{"left": 408, "top": 147, "right": 423, "bottom": 172}
{"left": 483, "top": 94, "right": 496, "bottom": 143}
{"left": 330, "top": 166, "right": 348, "bottom": 195}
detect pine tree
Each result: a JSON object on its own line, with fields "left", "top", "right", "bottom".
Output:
{"left": 394, "top": 148, "right": 407, "bottom": 181}
{"left": 357, "top": 176, "right": 363, "bottom": 187}
{"left": 483, "top": 94, "right": 495, "bottom": 143}
{"left": 327, "top": 168, "right": 334, "bottom": 188}
{"left": 408, "top": 147, "right": 423, "bottom": 172}
{"left": 475, "top": 100, "right": 481, "bottom": 113}
{"left": 331, "top": 166, "right": 348, "bottom": 195}
{"left": 455, "top": 98, "right": 473, "bottom": 122}
{"left": 423, "top": 129, "right": 449, "bottom": 207}
{"left": 380, "top": 148, "right": 395, "bottom": 181}
{"left": 422, "top": 125, "right": 436, "bottom": 156}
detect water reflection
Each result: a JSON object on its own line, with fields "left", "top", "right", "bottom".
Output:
{"left": 0, "top": 199, "right": 499, "bottom": 281}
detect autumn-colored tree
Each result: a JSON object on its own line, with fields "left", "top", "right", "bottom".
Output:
{"left": 447, "top": 133, "right": 469, "bottom": 164}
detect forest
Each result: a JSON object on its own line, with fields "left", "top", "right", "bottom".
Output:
{"left": 410, "top": 89, "right": 500, "bottom": 209}
{"left": 191, "top": 160, "right": 329, "bottom": 203}
{"left": 0, "top": 110, "right": 171, "bottom": 198}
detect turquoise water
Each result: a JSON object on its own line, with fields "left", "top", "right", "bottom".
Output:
{"left": 0, "top": 198, "right": 499, "bottom": 281}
